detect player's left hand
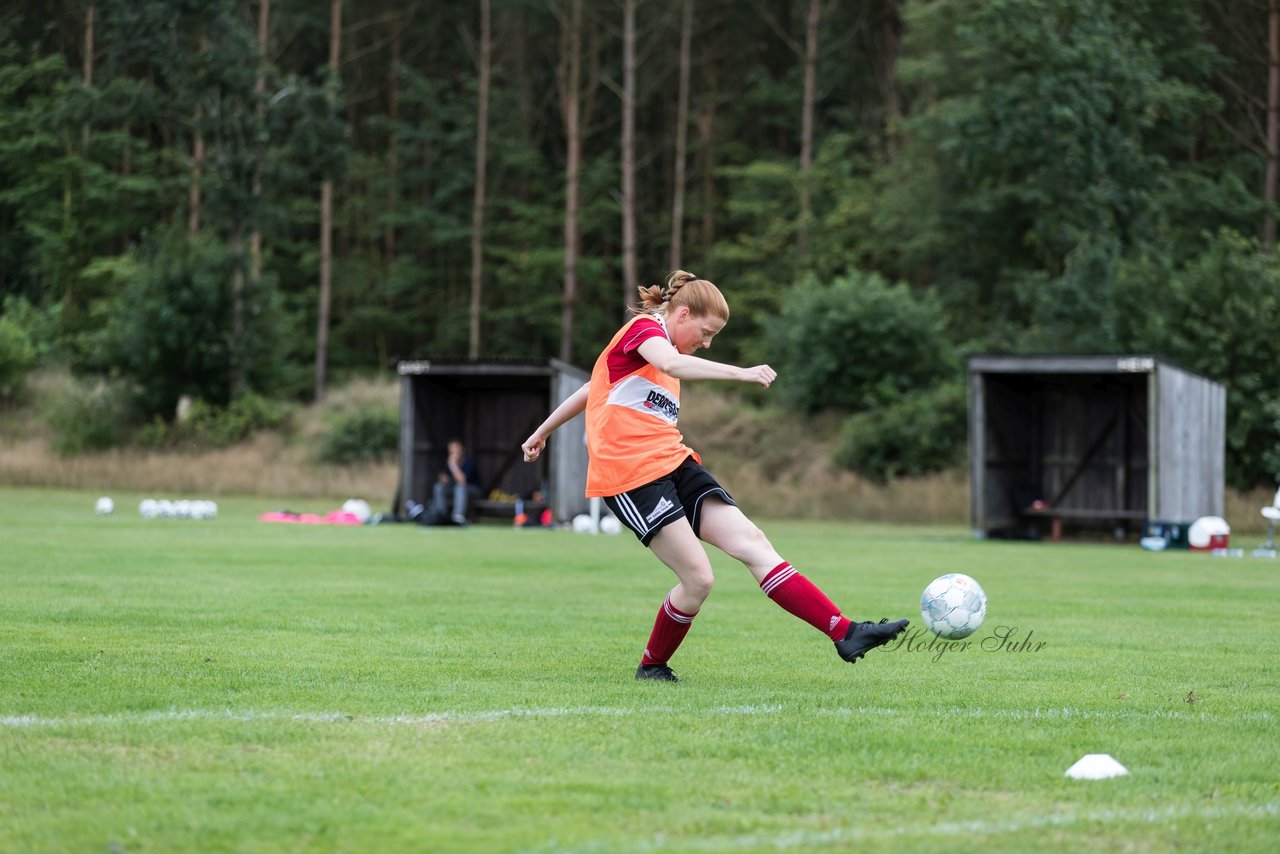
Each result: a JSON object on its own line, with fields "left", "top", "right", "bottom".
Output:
{"left": 522, "top": 435, "right": 544, "bottom": 462}
{"left": 742, "top": 364, "right": 777, "bottom": 389}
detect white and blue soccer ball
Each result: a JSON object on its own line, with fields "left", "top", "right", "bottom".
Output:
{"left": 920, "top": 573, "right": 988, "bottom": 639}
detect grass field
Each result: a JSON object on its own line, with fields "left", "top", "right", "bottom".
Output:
{"left": 2, "top": 486, "right": 1277, "bottom": 852}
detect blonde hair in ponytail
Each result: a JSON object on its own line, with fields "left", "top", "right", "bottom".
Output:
{"left": 631, "top": 270, "right": 730, "bottom": 321}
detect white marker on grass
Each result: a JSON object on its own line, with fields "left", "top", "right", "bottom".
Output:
{"left": 1065, "top": 754, "right": 1130, "bottom": 780}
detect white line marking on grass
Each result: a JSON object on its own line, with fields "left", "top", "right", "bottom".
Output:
{"left": 0, "top": 704, "right": 1271, "bottom": 729}
{"left": 0, "top": 705, "right": 784, "bottom": 729}
{"left": 541, "top": 803, "right": 1280, "bottom": 853}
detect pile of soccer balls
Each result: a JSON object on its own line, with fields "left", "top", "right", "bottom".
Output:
{"left": 138, "top": 498, "right": 218, "bottom": 520}
{"left": 920, "top": 572, "right": 988, "bottom": 639}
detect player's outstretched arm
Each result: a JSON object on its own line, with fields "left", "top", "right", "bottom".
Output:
{"left": 522, "top": 381, "right": 590, "bottom": 462}
{"left": 637, "top": 337, "right": 776, "bottom": 388}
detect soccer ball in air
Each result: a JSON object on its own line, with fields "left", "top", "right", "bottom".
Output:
{"left": 920, "top": 573, "right": 988, "bottom": 639}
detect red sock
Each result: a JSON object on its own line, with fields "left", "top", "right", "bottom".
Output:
{"left": 640, "top": 595, "right": 697, "bottom": 666}
{"left": 760, "top": 562, "right": 851, "bottom": 641}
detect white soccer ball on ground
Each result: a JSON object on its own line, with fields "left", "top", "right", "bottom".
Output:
{"left": 342, "top": 498, "right": 373, "bottom": 523}
{"left": 139, "top": 499, "right": 158, "bottom": 518}
{"left": 599, "top": 515, "right": 622, "bottom": 535}
{"left": 95, "top": 496, "right": 114, "bottom": 515}
{"left": 920, "top": 573, "right": 988, "bottom": 639}
{"left": 571, "top": 514, "right": 596, "bottom": 533}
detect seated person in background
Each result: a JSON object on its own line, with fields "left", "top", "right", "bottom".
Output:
{"left": 432, "top": 439, "right": 481, "bottom": 525}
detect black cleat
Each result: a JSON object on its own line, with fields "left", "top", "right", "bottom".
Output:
{"left": 635, "top": 663, "right": 679, "bottom": 682}
{"left": 835, "top": 618, "right": 910, "bottom": 663}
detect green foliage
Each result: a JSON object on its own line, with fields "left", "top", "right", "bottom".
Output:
{"left": 770, "top": 271, "right": 954, "bottom": 414}
{"left": 0, "top": 313, "right": 36, "bottom": 399}
{"left": 1014, "top": 233, "right": 1125, "bottom": 353}
{"left": 318, "top": 408, "right": 399, "bottom": 465}
{"left": 1112, "top": 229, "right": 1280, "bottom": 489}
{"left": 137, "top": 394, "right": 294, "bottom": 450}
{"left": 885, "top": 0, "right": 1223, "bottom": 338}
{"left": 86, "top": 229, "right": 289, "bottom": 419}
{"left": 836, "top": 382, "right": 968, "bottom": 485}
{"left": 84, "top": 232, "right": 232, "bottom": 416}
{"left": 1, "top": 295, "right": 58, "bottom": 361}
{"left": 44, "top": 376, "right": 135, "bottom": 454}
{"left": 1264, "top": 398, "right": 1280, "bottom": 481}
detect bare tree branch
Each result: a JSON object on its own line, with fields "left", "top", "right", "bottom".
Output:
{"left": 752, "top": 0, "right": 801, "bottom": 55}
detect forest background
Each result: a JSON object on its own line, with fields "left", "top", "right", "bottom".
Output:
{"left": 2, "top": 0, "right": 1279, "bottom": 507}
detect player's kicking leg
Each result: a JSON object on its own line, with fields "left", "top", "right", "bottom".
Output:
{"left": 696, "top": 499, "right": 908, "bottom": 664}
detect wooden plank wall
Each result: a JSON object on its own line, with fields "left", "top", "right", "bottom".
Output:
{"left": 1155, "top": 364, "right": 1226, "bottom": 520}
{"left": 549, "top": 361, "right": 590, "bottom": 522}
{"left": 1035, "top": 375, "right": 1147, "bottom": 515}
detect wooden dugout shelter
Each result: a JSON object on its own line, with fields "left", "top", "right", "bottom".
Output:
{"left": 968, "top": 355, "right": 1226, "bottom": 539}
{"left": 397, "top": 359, "right": 590, "bottom": 522}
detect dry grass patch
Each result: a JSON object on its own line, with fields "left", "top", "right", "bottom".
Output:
{"left": 0, "top": 434, "right": 397, "bottom": 499}
{"left": 0, "top": 370, "right": 399, "bottom": 500}
{"left": 681, "top": 387, "right": 969, "bottom": 524}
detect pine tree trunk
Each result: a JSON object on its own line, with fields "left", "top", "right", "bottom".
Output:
{"left": 469, "top": 0, "right": 491, "bottom": 359}
{"left": 385, "top": 13, "right": 400, "bottom": 261}
{"left": 237, "top": 0, "right": 269, "bottom": 400}
{"left": 621, "top": 0, "right": 638, "bottom": 311}
{"left": 670, "top": 0, "right": 693, "bottom": 271}
{"left": 882, "top": 0, "right": 900, "bottom": 154}
{"left": 1266, "top": 0, "right": 1279, "bottom": 250}
{"left": 559, "top": 0, "right": 583, "bottom": 364}
{"left": 230, "top": 223, "right": 246, "bottom": 398}
{"left": 512, "top": 4, "right": 534, "bottom": 202}
{"left": 250, "top": 0, "right": 269, "bottom": 282}
{"left": 315, "top": 0, "right": 342, "bottom": 402}
{"left": 697, "top": 72, "right": 717, "bottom": 252}
{"left": 189, "top": 35, "right": 207, "bottom": 237}
{"left": 797, "top": 0, "right": 820, "bottom": 260}
{"left": 189, "top": 124, "right": 204, "bottom": 233}
{"left": 119, "top": 119, "right": 130, "bottom": 253}
{"left": 83, "top": 4, "right": 93, "bottom": 85}
{"left": 82, "top": 2, "right": 93, "bottom": 151}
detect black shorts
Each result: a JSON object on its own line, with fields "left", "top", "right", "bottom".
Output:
{"left": 603, "top": 456, "right": 736, "bottom": 546}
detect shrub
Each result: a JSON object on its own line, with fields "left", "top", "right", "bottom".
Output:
{"left": 318, "top": 408, "right": 399, "bottom": 464}
{"left": 85, "top": 229, "right": 293, "bottom": 420}
{"left": 0, "top": 315, "right": 36, "bottom": 399}
{"left": 835, "top": 381, "right": 967, "bottom": 484}
{"left": 45, "top": 377, "right": 135, "bottom": 454}
{"left": 1264, "top": 397, "right": 1280, "bottom": 482}
{"left": 138, "top": 394, "right": 294, "bottom": 450}
{"left": 770, "top": 270, "right": 954, "bottom": 414}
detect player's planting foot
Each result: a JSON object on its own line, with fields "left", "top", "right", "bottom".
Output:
{"left": 834, "top": 618, "right": 910, "bottom": 663}
{"left": 635, "top": 663, "right": 679, "bottom": 682}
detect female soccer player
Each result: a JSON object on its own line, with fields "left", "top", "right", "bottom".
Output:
{"left": 521, "top": 271, "right": 908, "bottom": 681}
